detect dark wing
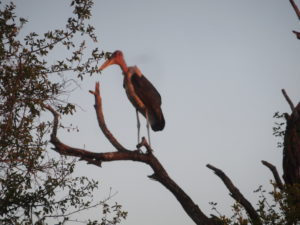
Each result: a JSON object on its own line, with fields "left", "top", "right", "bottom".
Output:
{"left": 131, "top": 73, "right": 162, "bottom": 107}
{"left": 131, "top": 73, "right": 165, "bottom": 131}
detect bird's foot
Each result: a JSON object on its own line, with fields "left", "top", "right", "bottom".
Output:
{"left": 134, "top": 145, "right": 143, "bottom": 154}
{"left": 136, "top": 137, "right": 153, "bottom": 154}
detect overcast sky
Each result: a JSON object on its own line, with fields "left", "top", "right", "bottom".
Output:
{"left": 13, "top": 0, "right": 300, "bottom": 224}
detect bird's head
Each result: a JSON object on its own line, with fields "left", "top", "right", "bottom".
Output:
{"left": 99, "top": 50, "right": 127, "bottom": 72}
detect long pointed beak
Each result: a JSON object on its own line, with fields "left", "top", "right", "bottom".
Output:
{"left": 99, "top": 58, "right": 115, "bottom": 71}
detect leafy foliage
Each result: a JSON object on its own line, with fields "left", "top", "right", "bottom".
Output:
{"left": 210, "top": 183, "right": 300, "bottom": 225}
{"left": 208, "top": 112, "right": 300, "bottom": 225}
{"left": 272, "top": 112, "right": 286, "bottom": 148}
{"left": 0, "top": 1, "right": 126, "bottom": 224}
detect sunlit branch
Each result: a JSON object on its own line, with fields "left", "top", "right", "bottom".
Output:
{"left": 89, "top": 82, "right": 130, "bottom": 152}
{"left": 46, "top": 82, "right": 222, "bottom": 225}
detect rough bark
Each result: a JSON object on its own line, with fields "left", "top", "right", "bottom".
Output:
{"left": 280, "top": 89, "right": 300, "bottom": 223}
{"left": 282, "top": 90, "right": 300, "bottom": 185}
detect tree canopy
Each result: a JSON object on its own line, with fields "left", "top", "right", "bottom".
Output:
{"left": 0, "top": 1, "right": 126, "bottom": 224}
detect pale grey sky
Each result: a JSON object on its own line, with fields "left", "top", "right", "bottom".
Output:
{"left": 13, "top": 0, "right": 300, "bottom": 224}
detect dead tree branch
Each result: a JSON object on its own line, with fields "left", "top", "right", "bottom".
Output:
{"left": 282, "top": 89, "right": 295, "bottom": 112}
{"left": 207, "top": 164, "right": 262, "bottom": 225}
{"left": 46, "top": 82, "right": 222, "bottom": 225}
{"left": 261, "top": 160, "right": 283, "bottom": 190}
{"left": 282, "top": 89, "right": 299, "bottom": 120}
{"left": 290, "top": 0, "right": 300, "bottom": 39}
{"left": 89, "top": 83, "right": 130, "bottom": 152}
{"left": 292, "top": 30, "right": 300, "bottom": 39}
{"left": 290, "top": 0, "right": 300, "bottom": 20}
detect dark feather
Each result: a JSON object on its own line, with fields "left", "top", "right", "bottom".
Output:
{"left": 131, "top": 74, "right": 161, "bottom": 105}
{"left": 131, "top": 73, "right": 165, "bottom": 131}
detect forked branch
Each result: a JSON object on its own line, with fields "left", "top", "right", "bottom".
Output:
{"left": 46, "top": 82, "right": 221, "bottom": 225}
{"left": 290, "top": 0, "right": 300, "bottom": 39}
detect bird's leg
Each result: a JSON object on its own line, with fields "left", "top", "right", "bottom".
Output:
{"left": 136, "top": 109, "right": 141, "bottom": 144}
{"left": 146, "top": 111, "right": 151, "bottom": 147}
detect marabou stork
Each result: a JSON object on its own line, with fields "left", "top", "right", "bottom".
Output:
{"left": 99, "top": 50, "right": 165, "bottom": 146}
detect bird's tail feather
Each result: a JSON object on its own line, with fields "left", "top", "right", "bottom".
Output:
{"left": 150, "top": 108, "right": 165, "bottom": 131}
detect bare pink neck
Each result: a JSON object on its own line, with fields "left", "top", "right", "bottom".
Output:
{"left": 118, "top": 57, "right": 128, "bottom": 74}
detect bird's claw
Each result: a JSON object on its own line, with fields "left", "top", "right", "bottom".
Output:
{"left": 136, "top": 137, "right": 153, "bottom": 154}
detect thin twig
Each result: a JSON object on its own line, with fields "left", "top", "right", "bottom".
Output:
{"left": 292, "top": 30, "right": 300, "bottom": 39}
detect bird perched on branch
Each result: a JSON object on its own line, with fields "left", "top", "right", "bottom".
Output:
{"left": 99, "top": 50, "right": 165, "bottom": 146}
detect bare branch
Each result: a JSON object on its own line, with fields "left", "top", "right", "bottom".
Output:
{"left": 207, "top": 164, "right": 262, "bottom": 225}
{"left": 282, "top": 89, "right": 295, "bottom": 112}
{"left": 292, "top": 30, "right": 300, "bottom": 39}
{"left": 46, "top": 118, "right": 216, "bottom": 224}
{"left": 261, "top": 160, "right": 284, "bottom": 190}
{"left": 45, "top": 82, "right": 222, "bottom": 225}
{"left": 290, "top": 0, "right": 300, "bottom": 20}
{"left": 89, "top": 82, "right": 130, "bottom": 152}
{"left": 282, "top": 89, "right": 299, "bottom": 119}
